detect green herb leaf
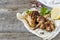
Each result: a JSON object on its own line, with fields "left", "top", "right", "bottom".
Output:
{"left": 40, "top": 7, "right": 50, "bottom": 16}
{"left": 26, "top": 10, "right": 32, "bottom": 14}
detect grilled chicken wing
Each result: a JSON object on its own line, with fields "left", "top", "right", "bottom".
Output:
{"left": 25, "top": 11, "right": 40, "bottom": 28}
{"left": 25, "top": 10, "right": 55, "bottom": 32}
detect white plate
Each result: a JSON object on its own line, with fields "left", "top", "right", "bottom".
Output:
{"left": 38, "top": 0, "right": 60, "bottom": 8}
{"left": 16, "top": 8, "right": 60, "bottom": 40}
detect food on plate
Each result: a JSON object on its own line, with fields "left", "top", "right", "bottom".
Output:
{"left": 51, "top": 7, "right": 60, "bottom": 19}
{"left": 25, "top": 9, "right": 55, "bottom": 32}
{"left": 25, "top": 11, "right": 40, "bottom": 27}
{"left": 40, "top": 7, "right": 51, "bottom": 17}
{"left": 45, "top": 20, "right": 55, "bottom": 31}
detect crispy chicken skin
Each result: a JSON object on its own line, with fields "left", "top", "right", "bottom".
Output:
{"left": 36, "top": 16, "right": 55, "bottom": 31}
{"left": 25, "top": 11, "right": 40, "bottom": 27}
{"left": 45, "top": 21, "right": 55, "bottom": 31}
{"left": 26, "top": 15, "right": 36, "bottom": 27}
{"left": 25, "top": 11, "right": 55, "bottom": 32}
{"left": 36, "top": 16, "right": 47, "bottom": 29}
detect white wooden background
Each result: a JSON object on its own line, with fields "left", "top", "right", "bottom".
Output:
{"left": 0, "top": 0, "right": 60, "bottom": 40}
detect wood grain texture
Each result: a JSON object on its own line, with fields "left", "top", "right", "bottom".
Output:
{"left": 0, "top": 0, "right": 59, "bottom": 40}
{"left": 0, "top": 33, "right": 42, "bottom": 40}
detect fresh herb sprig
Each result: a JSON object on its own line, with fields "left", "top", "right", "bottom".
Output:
{"left": 40, "top": 7, "right": 51, "bottom": 16}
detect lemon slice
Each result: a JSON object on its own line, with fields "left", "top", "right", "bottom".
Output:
{"left": 51, "top": 7, "right": 60, "bottom": 19}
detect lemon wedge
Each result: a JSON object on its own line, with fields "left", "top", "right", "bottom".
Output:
{"left": 51, "top": 7, "right": 60, "bottom": 19}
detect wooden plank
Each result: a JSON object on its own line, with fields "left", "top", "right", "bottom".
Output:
{"left": 0, "top": 9, "right": 29, "bottom": 33}
{"left": 0, "top": 33, "right": 42, "bottom": 40}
